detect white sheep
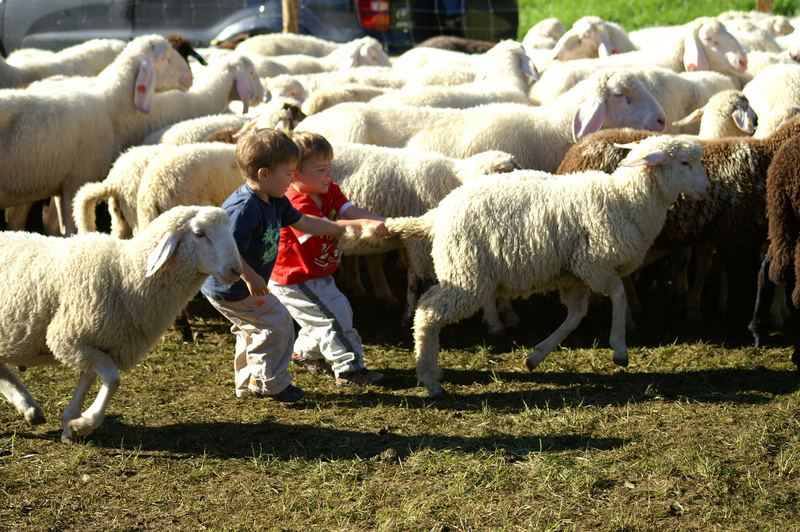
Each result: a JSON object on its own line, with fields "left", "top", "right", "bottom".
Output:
{"left": 671, "top": 89, "right": 758, "bottom": 138}
{"left": 521, "top": 17, "right": 566, "bottom": 51}
{"left": 247, "top": 36, "right": 390, "bottom": 77}
{"left": 143, "top": 113, "right": 249, "bottom": 145}
{"left": 743, "top": 63, "right": 800, "bottom": 137}
{"left": 0, "top": 34, "right": 192, "bottom": 234}
{"left": 235, "top": 33, "right": 340, "bottom": 57}
{"left": 0, "top": 206, "right": 242, "bottom": 442}
{"left": 369, "top": 40, "right": 538, "bottom": 109}
{"left": 0, "top": 38, "right": 126, "bottom": 89}
{"left": 531, "top": 17, "right": 748, "bottom": 104}
{"left": 369, "top": 135, "right": 708, "bottom": 397}
{"left": 300, "top": 84, "right": 393, "bottom": 115}
{"left": 296, "top": 69, "right": 667, "bottom": 173}
{"left": 550, "top": 16, "right": 636, "bottom": 61}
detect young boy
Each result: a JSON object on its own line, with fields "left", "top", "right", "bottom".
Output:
{"left": 201, "top": 128, "right": 383, "bottom": 402}
{"left": 269, "top": 132, "right": 389, "bottom": 387}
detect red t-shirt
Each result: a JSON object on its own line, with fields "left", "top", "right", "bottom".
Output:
{"left": 271, "top": 183, "right": 352, "bottom": 285}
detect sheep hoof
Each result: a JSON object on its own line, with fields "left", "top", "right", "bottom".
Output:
{"left": 61, "top": 427, "right": 76, "bottom": 444}
{"left": 25, "top": 407, "right": 45, "bottom": 426}
{"left": 613, "top": 355, "right": 629, "bottom": 367}
{"left": 684, "top": 307, "right": 701, "bottom": 321}
{"left": 525, "top": 355, "right": 542, "bottom": 372}
{"left": 426, "top": 384, "right": 447, "bottom": 399}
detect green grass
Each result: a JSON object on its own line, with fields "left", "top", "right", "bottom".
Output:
{"left": 1, "top": 292, "right": 799, "bottom": 530}
{"left": 517, "top": 0, "right": 800, "bottom": 40}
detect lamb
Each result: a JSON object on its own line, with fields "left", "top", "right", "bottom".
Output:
{"left": 671, "top": 89, "right": 758, "bottom": 138}
{"left": 555, "top": 116, "right": 800, "bottom": 324}
{"left": 0, "top": 38, "right": 126, "bottom": 89}
{"left": 416, "top": 36, "right": 495, "bottom": 54}
{"left": 296, "top": 69, "right": 666, "bottom": 173}
{"left": 368, "top": 40, "right": 538, "bottom": 109}
{"left": 0, "top": 34, "right": 193, "bottom": 235}
{"left": 247, "top": 36, "right": 390, "bottom": 77}
{"left": 550, "top": 16, "right": 637, "bottom": 61}
{"left": 530, "top": 17, "right": 748, "bottom": 104}
{"left": 0, "top": 206, "right": 243, "bottom": 443}
{"left": 367, "top": 135, "right": 708, "bottom": 397}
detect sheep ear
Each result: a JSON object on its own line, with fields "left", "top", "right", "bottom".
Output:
{"left": 572, "top": 96, "right": 606, "bottom": 141}
{"left": 145, "top": 232, "right": 180, "bottom": 277}
{"left": 683, "top": 27, "right": 709, "bottom": 72}
{"left": 597, "top": 29, "right": 616, "bottom": 57}
{"left": 337, "top": 47, "right": 361, "bottom": 70}
{"left": 134, "top": 58, "right": 156, "bottom": 112}
{"left": 732, "top": 107, "right": 751, "bottom": 132}
{"left": 234, "top": 69, "right": 254, "bottom": 114}
{"left": 188, "top": 48, "right": 208, "bottom": 66}
{"left": 616, "top": 145, "right": 666, "bottom": 167}
{"left": 518, "top": 53, "right": 540, "bottom": 81}
{"left": 672, "top": 108, "right": 704, "bottom": 127}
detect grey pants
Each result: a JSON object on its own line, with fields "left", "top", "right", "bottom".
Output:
{"left": 269, "top": 276, "right": 365, "bottom": 376}
{"left": 207, "top": 293, "right": 294, "bottom": 397}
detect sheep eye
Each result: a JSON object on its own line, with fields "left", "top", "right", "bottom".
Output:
{"left": 192, "top": 228, "right": 206, "bottom": 238}
{"left": 680, "top": 161, "right": 690, "bottom": 166}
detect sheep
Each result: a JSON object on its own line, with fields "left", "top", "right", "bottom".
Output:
{"left": 143, "top": 113, "right": 249, "bottom": 145}
{"left": 296, "top": 69, "right": 666, "bottom": 173}
{"left": 521, "top": 17, "right": 566, "bottom": 51}
{"left": 369, "top": 40, "right": 538, "bottom": 109}
{"left": 723, "top": 18, "right": 784, "bottom": 53}
{"left": 268, "top": 67, "right": 406, "bottom": 102}
{"left": 0, "top": 34, "right": 193, "bottom": 235}
{"left": 671, "top": 89, "right": 758, "bottom": 138}
{"left": 743, "top": 64, "right": 800, "bottom": 137}
{"left": 247, "top": 36, "right": 390, "bottom": 77}
{"left": 300, "top": 84, "right": 392, "bottom": 115}
{"left": 550, "top": 16, "right": 636, "bottom": 61}
{"left": 235, "top": 33, "right": 340, "bottom": 57}
{"left": 555, "top": 116, "right": 800, "bottom": 324}
{"left": 0, "top": 38, "right": 126, "bottom": 89}
{"left": 366, "top": 135, "right": 708, "bottom": 397}
{"left": 718, "top": 10, "right": 795, "bottom": 37}
{"left": 748, "top": 135, "right": 800, "bottom": 367}
{"left": 0, "top": 206, "right": 242, "bottom": 442}
{"left": 416, "top": 36, "right": 495, "bottom": 54}
{"left": 531, "top": 17, "right": 748, "bottom": 104}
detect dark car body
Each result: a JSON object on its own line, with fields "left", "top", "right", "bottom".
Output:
{"left": 0, "top": 0, "right": 518, "bottom": 56}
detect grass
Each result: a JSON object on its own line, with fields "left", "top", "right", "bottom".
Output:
{"left": 1, "top": 287, "right": 799, "bottom": 530}
{"left": 517, "top": 0, "right": 800, "bottom": 40}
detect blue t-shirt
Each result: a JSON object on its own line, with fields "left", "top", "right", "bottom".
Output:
{"left": 202, "top": 184, "right": 302, "bottom": 301}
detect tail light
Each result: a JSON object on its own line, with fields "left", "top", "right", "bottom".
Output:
{"left": 356, "top": 0, "right": 391, "bottom": 32}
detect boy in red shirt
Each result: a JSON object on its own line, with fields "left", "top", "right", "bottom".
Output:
{"left": 269, "top": 132, "right": 388, "bottom": 387}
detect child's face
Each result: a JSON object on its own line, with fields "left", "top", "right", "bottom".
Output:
{"left": 292, "top": 156, "right": 333, "bottom": 195}
{"left": 257, "top": 160, "right": 296, "bottom": 198}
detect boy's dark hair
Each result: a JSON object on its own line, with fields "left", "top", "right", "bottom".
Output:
{"left": 290, "top": 131, "right": 334, "bottom": 166}
{"left": 235, "top": 128, "right": 299, "bottom": 180}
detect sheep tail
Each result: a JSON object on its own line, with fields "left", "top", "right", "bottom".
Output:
{"left": 73, "top": 181, "right": 112, "bottom": 233}
{"left": 386, "top": 215, "right": 434, "bottom": 241}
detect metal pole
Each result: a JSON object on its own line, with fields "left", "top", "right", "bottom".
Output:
{"left": 282, "top": 0, "right": 299, "bottom": 33}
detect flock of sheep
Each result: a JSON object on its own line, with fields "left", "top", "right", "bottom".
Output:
{"left": 2, "top": 8, "right": 800, "bottom": 441}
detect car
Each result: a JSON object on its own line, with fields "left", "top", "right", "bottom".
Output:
{"left": 0, "top": 0, "right": 519, "bottom": 56}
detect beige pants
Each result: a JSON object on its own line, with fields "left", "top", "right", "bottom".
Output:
{"left": 207, "top": 293, "right": 294, "bottom": 397}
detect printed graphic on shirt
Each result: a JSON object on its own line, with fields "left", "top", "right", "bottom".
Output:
{"left": 313, "top": 239, "right": 342, "bottom": 269}
{"left": 262, "top": 219, "right": 280, "bottom": 263}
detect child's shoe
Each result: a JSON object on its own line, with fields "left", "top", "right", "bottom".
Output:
{"left": 291, "top": 352, "right": 331, "bottom": 375}
{"left": 238, "top": 378, "right": 304, "bottom": 403}
{"left": 335, "top": 368, "right": 384, "bottom": 387}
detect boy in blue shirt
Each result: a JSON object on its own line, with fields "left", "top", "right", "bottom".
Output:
{"left": 201, "top": 128, "right": 383, "bottom": 402}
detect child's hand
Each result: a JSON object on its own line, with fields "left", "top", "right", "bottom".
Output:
{"left": 244, "top": 275, "right": 270, "bottom": 297}
{"left": 363, "top": 219, "right": 390, "bottom": 238}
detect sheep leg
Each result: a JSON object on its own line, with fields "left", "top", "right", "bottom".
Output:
{"left": 414, "top": 283, "right": 483, "bottom": 398}
{"left": 481, "top": 298, "right": 505, "bottom": 336}
{"left": 607, "top": 277, "right": 629, "bottom": 367}
{"left": 365, "top": 254, "right": 399, "bottom": 307}
{"left": 498, "top": 298, "right": 520, "bottom": 328}
{"left": 716, "top": 266, "right": 728, "bottom": 314}
{"left": 4, "top": 203, "right": 32, "bottom": 231}
{"left": 769, "top": 281, "right": 790, "bottom": 329}
{"left": 748, "top": 255, "right": 774, "bottom": 347}
{"left": 60, "top": 371, "right": 97, "bottom": 432}
{"left": 339, "top": 256, "right": 368, "bottom": 299}
{"left": 55, "top": 190, "right": 77, "bottom": 236}
{"left": 62, "top": 355, "right": 120, "bottom": 443}
{"left": 685, "top": 241, "right": 715, "bottom": 320}
{"left": 0, "top": 363, "right": 45, "bottom": 425}
{"left": 403, "top": 267, "right": 421, "bottom": 328}
{"left": 42, "top": 198, "right": 62, "bottom": 236}
{"left": 525, "top": 284, "right": 590, "bottom": 371}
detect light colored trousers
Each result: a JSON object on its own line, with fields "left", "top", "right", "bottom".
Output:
{"left": 207, "top": 293, "right": 294, "bottom": 397}
{"left": 269, "top": 275, "right": 365, "bottom": 377}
